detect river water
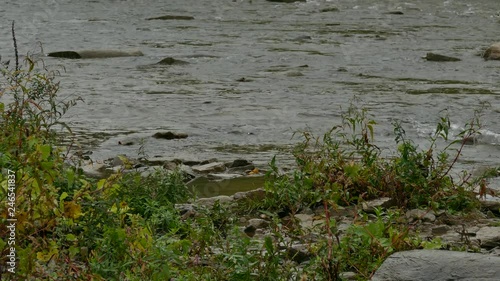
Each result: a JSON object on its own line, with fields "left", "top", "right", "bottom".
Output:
{"left": 1, "top": 0, "right": 500, "bottom": 176}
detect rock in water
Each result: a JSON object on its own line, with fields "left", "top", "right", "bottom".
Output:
{"left": 424, "top": 52, "right": 461, "bottom": 62}
{"left": 157, "top": 57, "right": 189, "bottom": 65}
{"left": 146, "top": 15, "right": 194, "bottom": 20}
{"left": 152, "top": 131, "right": 188, "bottom": 140}
{"left": 47, "top": 49, "right": 144, "bottom": 59}
{"left": 483, "top": 42, "right": 500, "bottom": 60}
{"left": 266, "top": 0, "right": 306, "bottom": 3}
{"left": 371, "top": 250, "right": 500, "bottom": 281}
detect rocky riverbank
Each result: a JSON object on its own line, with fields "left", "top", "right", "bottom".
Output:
{"left": 76, "top": 152, "right": 500, "bottom": 280}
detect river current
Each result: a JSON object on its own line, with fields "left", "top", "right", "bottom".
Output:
{"left": 1, "top": 0, "right": 500, "bottom": 176}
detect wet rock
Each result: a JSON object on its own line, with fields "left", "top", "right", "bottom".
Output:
{"left": 48, "top": 49, "right": 143, "bottom": 59}
{"left": 157, "top": 57, "right": 189, "bottom": 65}
{"left": 152, "top": 131, "right": 188, "bottom": 140}
{"left": 482, "top": 42, "right": 500, "bottom": 60}
{"left": 372, "top": 250, "right": 500, "bottom": 281}
{"left": 406, "top": 209, "right": 436, "bottom": 222}
{"left": 476, "top": 227, "right": 500, "bottom": 249}
{"left": 196, "top": 195, "right": 233, "bottom": 207}
{"left": 266, "top": 0, "right": 306, "bottom": 3}
{"left": 424, "top": 52, "right": 461, "bottom": 62}
{"left": 192, "top": 162, "right": 226, "bottom": 173}
{"left": 146, "top": 15, "right": 194, "bottom": 20}
{"left": 362, "top": 197, "right": 395, "bottom": 213}
{"left": 229, "top": 159, "right": 252, "bottom": 168}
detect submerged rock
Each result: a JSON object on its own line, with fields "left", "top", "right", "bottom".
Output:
{"left": 372, "top": 250, "right": 500, "bottom": 281}
{"left": 482, "top": 42, "right": 500, "bottom": 60}
{"left": 48, "top": 49, "right": 143, "bottom": 59}
{"left": 424, "top": 52, "right": 461, "bottom": 62}
{"left": 146, "top": 15, "right": 194, "bottom": 20}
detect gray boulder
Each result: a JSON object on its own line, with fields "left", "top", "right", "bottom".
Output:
{"left": 483, "top": 43, "right": 500, "bottom": 60}
{"left": 372, "top": 250, "right": 500, "bottom": 281}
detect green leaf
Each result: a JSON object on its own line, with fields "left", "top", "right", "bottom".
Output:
{"left": 60, "top": 192, "right": 69, "bottom": 201}
{"left": 37, "top": 144, "right": 51, "bottom": 160}
{"left": 264, "top": 236, "right": 274, "bottom": 254}
{"left": 66, "top": 234, "right": 77, "bottom": 241}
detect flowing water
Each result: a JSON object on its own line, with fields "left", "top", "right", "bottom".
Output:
{"left": 1, "top": 0, "right": 500, "bottom": 177}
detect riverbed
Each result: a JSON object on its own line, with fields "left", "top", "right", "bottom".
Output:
{"left": 1, "top": 0, "right": 499, "bottom": 178}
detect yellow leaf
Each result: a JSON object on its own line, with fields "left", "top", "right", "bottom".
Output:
{"left": 248, "top": 168, "right": 260, "bottom": 175}
{"left": 64, "top": 201, "right": 82, "bottom": 219}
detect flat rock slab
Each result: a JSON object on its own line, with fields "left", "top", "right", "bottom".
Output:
{"left": 371, "top": 250, "right": 500, "bottom": 281}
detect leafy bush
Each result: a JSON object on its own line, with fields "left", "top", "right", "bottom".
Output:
{"left": 263, "top": 101, "right": 482, "bottom": 212}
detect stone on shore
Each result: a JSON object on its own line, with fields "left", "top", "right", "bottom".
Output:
{"left": 371, "top": 250, "right": 500, "bottom": 281}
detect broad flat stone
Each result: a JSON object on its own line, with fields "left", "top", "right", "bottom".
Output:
{"left": 372, "top": 250, "right": 500, "bottom": 281}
